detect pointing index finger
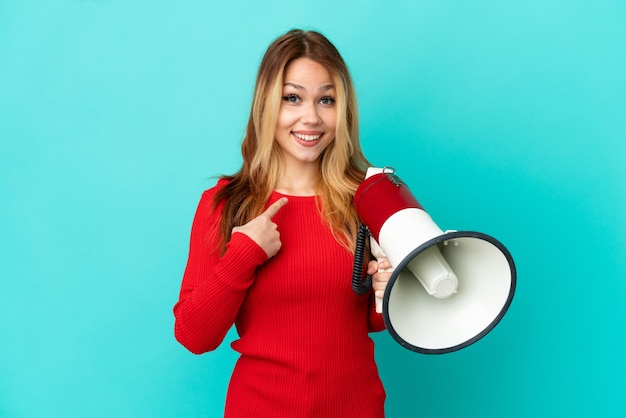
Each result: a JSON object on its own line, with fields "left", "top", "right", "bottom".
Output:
{"left": 263, "top": 197, "right": 288, "bottom": 219}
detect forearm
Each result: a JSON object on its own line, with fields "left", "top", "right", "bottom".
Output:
{"left": 174, "top": 232, "right": 267, "bottom": 353}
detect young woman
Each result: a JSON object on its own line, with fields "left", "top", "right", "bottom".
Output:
{"left": 173, "top": 29, "right": 391, "bottom": 417}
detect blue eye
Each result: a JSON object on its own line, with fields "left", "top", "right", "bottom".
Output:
{"left": 320, "top": 96, "right": 336, "bottom": 106}
{"left": 282, "top": 94, "right": 300, "bottom": 103}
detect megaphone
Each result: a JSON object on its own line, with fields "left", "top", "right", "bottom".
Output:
{"left": 352, "top": 167, "right": 516, "bottom": 354}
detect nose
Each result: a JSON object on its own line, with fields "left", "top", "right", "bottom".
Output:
{"left": 300, "top": 102, "right": 322, "bottom": 125}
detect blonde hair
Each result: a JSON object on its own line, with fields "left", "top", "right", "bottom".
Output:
{"left": 213, "top": 29, "right": 369, "bottom": 253}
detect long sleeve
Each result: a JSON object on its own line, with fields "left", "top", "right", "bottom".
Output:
{"left": 173, "top": 185, "right": 268, "bottom": 354}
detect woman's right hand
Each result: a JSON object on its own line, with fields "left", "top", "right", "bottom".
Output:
{"left": 231, "top": 197, "right": 288, "bottom": 258}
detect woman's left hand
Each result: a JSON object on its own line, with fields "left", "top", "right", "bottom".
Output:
{"left": 367, "top": 258, "right": 393, "bottom": 306}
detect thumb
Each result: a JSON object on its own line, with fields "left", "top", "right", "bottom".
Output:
{"left": 262, "top": 197, "right": 288, "bottom": 219}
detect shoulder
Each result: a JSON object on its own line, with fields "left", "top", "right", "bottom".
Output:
{"left": 190, "top": 179, "right": 230, "bottom": 221}
{"left": 199, "top": 178, "right": 230, "bottom": 202}
{"left": 204, "top": 178, "right": 231, "bottom": 195}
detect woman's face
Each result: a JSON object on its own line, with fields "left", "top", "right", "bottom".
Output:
{"left": 274, "top": 58, "right": 337, "bottom": 169}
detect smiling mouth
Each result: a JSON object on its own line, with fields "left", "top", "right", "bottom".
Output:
{"left": 292, "top": 132, "right": 322, "bottom": 142}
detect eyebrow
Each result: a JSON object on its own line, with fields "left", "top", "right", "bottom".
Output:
{"left": 283, "top": 82, "right": 335, "bottom": 92}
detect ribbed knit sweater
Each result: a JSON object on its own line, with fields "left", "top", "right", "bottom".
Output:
{"left": 173, "top": 180, "right": 386, "bottom": 417}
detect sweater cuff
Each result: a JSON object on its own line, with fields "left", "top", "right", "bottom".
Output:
{"left": 213, "top": 232, "right": 268, "bottom": 290}
{"left": 369, "top": 295, "right": 387, "bottom": 332}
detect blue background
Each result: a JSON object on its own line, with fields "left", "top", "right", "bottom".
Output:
{"left": 2, "top": 1, "right": 625, "bottom": 417}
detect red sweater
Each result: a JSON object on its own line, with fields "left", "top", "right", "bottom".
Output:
{"left": 174, "top": 180, "right": 386, "bottom": 417}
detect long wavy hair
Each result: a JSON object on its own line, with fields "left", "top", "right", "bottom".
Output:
{"left": 213, "top": 29, "right": 369, "bottom": 253}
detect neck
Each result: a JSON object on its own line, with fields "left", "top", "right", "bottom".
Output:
{"left": 275, "top": 165, "right": 319, "bottom": 196}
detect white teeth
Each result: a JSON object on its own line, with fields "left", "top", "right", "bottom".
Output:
{"left": 293, "top": 132, "right": 322, "bottom": 141}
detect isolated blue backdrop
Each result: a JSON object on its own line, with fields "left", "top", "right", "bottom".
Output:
{"left": 1, "top": 1, "right": 625, "bottom": 417}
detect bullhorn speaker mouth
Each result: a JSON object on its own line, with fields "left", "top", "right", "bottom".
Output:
{"left": 382, "top": 230, "right": 516, "bottom": 354}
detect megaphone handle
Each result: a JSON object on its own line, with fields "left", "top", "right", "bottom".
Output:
{"left": 370, "top": 238, "right": 392, "bottom": 314}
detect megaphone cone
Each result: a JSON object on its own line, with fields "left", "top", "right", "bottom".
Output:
{"left": 353, "top": 167, "right": 516, "bottom": 354}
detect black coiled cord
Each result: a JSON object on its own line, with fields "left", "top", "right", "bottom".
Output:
{"left": 352, "top": 223, "right": 372, "bottom": 295}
